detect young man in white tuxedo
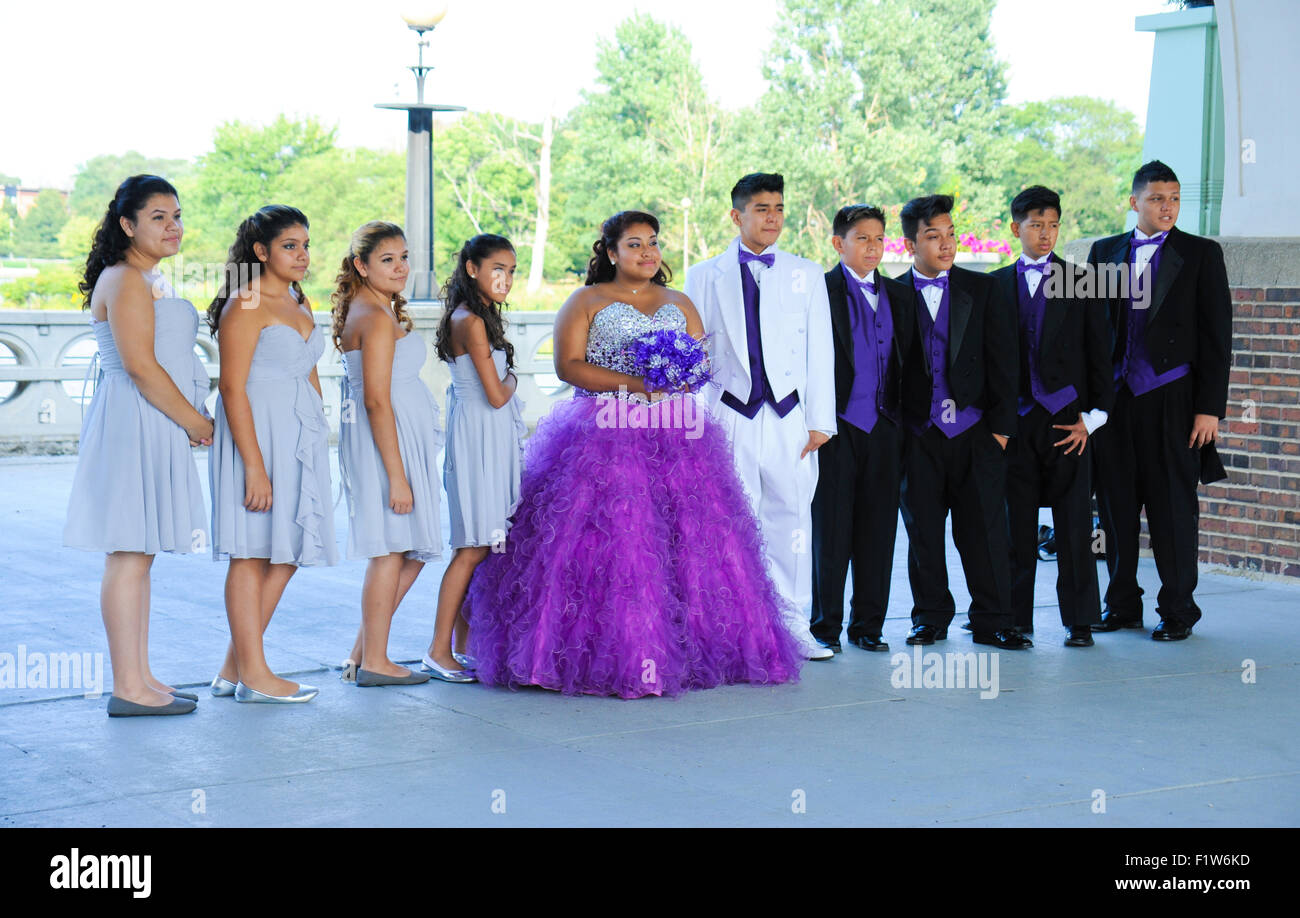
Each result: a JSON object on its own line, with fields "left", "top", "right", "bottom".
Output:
{"left": 684, "top": 173, "right": 837, "bottom": 661}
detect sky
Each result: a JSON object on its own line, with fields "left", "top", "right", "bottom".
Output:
{"left": 1, "top": 0, "right": 1170, "bottom": 189}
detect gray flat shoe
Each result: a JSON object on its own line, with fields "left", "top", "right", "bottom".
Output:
{"left": 356, "top": 667, "right": 432, "bottom": 687}
{"left": 170, "top": 690, "right": 199, "bottom": 702}
{"left": 106, "top": 695, "right": 197, "bottom": 717}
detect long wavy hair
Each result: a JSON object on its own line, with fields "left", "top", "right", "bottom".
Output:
{"left": 330, "top": 221, "right": 413, "bottom": 352}
{"left": 435, "top": 234, "right": 516, "bottom": 369}
{"left": 79, "top": 174, "right": 179, "bottom": 308}
{"left": 205, "top": 205, "right": 311, "bottom": 335}
{"left": 584, "top": 211, "right": 672, "bottom": 287}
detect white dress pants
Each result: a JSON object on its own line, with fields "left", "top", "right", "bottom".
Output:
{"left": 714, "top": 400, "right": 820, "bottom": 654}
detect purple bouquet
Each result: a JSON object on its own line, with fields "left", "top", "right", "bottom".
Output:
{"left": 631, "top": 329, "right": 713, "bottom": 393}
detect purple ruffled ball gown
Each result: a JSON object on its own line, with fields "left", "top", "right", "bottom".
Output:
{"left": 464, "top": 301, "right": 803, "bottom": 698}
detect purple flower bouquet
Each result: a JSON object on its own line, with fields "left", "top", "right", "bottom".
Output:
{"left": 630, "top": 329, "right": 713, "bottom": 393}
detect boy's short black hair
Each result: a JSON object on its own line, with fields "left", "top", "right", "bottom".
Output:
{"left": 833, "top": 204, "right": 887, "bottom": 238}
{"left": 1010, "top": 185, "right": 1062, "bottom": 223}
{"left": 899, "top": 194, "right": 954, "bottom": 242}
{"left": 731, "top": 173, "right": 784, "bottom": 211}
{"left": 1132, "top": 160, "right": 1180, "bottom": 195}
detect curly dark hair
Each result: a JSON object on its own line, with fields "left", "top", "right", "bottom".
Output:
{"left": 206, "top": 205, "right": 310, "bottom": 335}
{"left": 330, "top": 221, "right": 413, "bottom": 352}
{"left": 583, "top": 211, "right": 672, "bottom": 287}
{"left": 436, "top": 234, "right": 516, "bottom": 369}
{"left": 79, "top": 174, "right": 179, "bottom": 308}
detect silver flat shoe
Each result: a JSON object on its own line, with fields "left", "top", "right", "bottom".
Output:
{"left": 356, "top": 667, "right": 431, "bottom": 687}
{"left": 340, "top": 659, "right": 358, "bottom": 684}
{"left": 453, "top": 652, "right": 478, "bottom": 669}
{"left": 233, "top": 681, "right": 319, "bottom": 703}
{"left": 210, "top": 676, "right": 237, "bottom": 697}
{"left": 421, "top": 654, "right": 477, "bottom": 683}
{"left": 106, "top": 695, "right": 196, "bottom": 717}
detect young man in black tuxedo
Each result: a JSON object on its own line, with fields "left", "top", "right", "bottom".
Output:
{"left": 810, "top": 205, "right": 913, "bottom": 653}
{"left": 1086, "top": 160, "right": 1231, "bottom": 641}
{"left": 990, "top": 186, "right": 1112, "bottom": 648}
{"left": 896, "top": 194, "right": 1029, "bottom": 650}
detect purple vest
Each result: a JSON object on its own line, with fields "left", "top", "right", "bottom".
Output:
{"left": 840, "top": 266, "right": 894, "bottom": 434}
{"left": 1017, "top": 270, "right": 1078, "bottom": 416}
{"left": 1116, "top": 239, "right": 1191, "bottom": 396}
{"left": 721, "top": 260, "right": 799, "bottom": 419}
{"left": 912, "top": 281, "right": 983, "bottom": 438}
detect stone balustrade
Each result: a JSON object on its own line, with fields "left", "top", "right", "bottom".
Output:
{"left": 0, "top": 305, "right": 568, "bottom": 454}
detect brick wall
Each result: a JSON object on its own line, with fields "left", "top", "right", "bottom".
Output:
{"left": 1193, "top": 286, "right": 1300, "bottom": 576}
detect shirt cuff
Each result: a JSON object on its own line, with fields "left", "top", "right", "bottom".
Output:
{"left": 1081, "top": 409, "right": 1108, "bottom": 434}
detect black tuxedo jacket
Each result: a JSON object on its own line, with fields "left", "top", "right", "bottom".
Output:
{"left": 1085, "top": 225, "right": 1232, "bottom": 419}
{"left": 989, "top": 253, "right": 1114, "bottom": 417}
{"left": 897, "top": 264, "right": 1019, "bottom": 436}
{"left": 824, "top": 264, "right": 913, "bottom": 425}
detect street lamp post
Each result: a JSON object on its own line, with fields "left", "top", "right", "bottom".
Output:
{"left": 375, "top": 6, "right": 465, "bottom": 302}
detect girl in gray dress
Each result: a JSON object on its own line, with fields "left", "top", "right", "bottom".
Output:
{"left": 64, "top": 175, "right": 213, "bottom": 717}
{"left": 206, "top": 206, "right": 337, "bottom": 704}
{"left": 334, "top": 222, "right": 443, "bottom": 687}
{"left": 423, "top": 235, "right": 525, "bottom": 681}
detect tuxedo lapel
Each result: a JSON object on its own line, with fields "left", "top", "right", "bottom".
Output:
{"left": 712, "top": 241, "right": 749, "bottom": 368}
{"left": 1104, "top": 233, "right": 1132, "bottom": 326}
{"left": 1147, "top": 228, "right": 1184, "bottom": 325}
{"left": 826, "top": 265, "right": 853, "bottom": 371}
{"left": 1039, "top": 254, "right": 1068, "bottom": 357}
{"left": 948, "top": 272, "right": 974, "bottom": 370}
{"left": 906, "top": 269, "right": 932, "bottom": 375}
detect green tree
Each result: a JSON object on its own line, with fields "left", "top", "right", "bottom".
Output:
{"left": 1001, "top": 96, "right": 1144, "bottom": 242}
{"left": 14, "top": 189, "right": 69, "bottom": 258}
{"left": 271, "top": 146, "right": 405, "bottom": 305}
{"left": 58, "top": 214, "right": 99, "bottom": 262}
{"left": 179, "top": 115, "right": 338, "bottom": 263}
{"left": 555, "top": 14, "right": 742, "bottom": 276}
{"left": 68, "top": 152, "right": 191, "bottom": 217}
{"left": 0, "top": 200, "right": 18, "bottom": 257}
{"left": 755, "top": 0, "right": 1010, "bottom": 260}
{"left": 433, "top": 112, "right": 540, "bottom": 274}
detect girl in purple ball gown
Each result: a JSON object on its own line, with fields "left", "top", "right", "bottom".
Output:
{"left": 464, "top": 211, "right": 803, "bottom": 698}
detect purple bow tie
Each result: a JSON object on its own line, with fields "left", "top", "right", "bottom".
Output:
{"left": 739, "top": 249, "right": 775, "bottom": 268}
{"left": 857, "top": 278, "right": 877, "bottom": 296}
{"left": 1130, "top": 231, "right": 1168, "bottom": 249}
{"left": 1017, "top": 258, "right": 1049, "bottom": 274}
{"left": 913, "top": 273, "right": 948, "bottom": 293}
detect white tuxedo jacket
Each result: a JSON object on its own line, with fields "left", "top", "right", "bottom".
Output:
{"left": 685, "top": 236, "right": 836, "bottom": 437}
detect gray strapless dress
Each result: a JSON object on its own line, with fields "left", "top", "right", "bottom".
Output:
{"left": 209, "top": 324, "right": 338, "bottom": 566}
{"left": 444, "top": 350, "right": 526, "bottom": 549}
{"left": 63, "top": 297, "right": 210, "bottom": 554}
{"left": 338, "top": 332, "right": 444, "bottom": 562}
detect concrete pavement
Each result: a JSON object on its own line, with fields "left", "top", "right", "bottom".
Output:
{"left": 1, "top": 452, "right": 1296, "bottom": 827}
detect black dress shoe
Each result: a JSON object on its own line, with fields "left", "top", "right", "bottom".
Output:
{"left": 1015, "top": 625, "right": 1034, "bottom": 636}
{"left": 972, "top": 629, "right": 1033, "bottom": 649}
{"left": 1065, "top": 627, "right": 1094, "bottom": 647}
{"left": 849, "top": 635, "right": 890, "bottom": 652}
{"left": 1092, "top": 608, "right": 1143, "bottom": 632}
{"left": 961, "top": 621, "right": 973, "bottom": 632}
{"left": 906, "top": 625, "right": 946, "bottom": 645}
{"left": 1152, "top": 621, "right": 1193, "bottom": 641}
{"left": 817, "top": 640, "right": 843, "bottom": 654}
